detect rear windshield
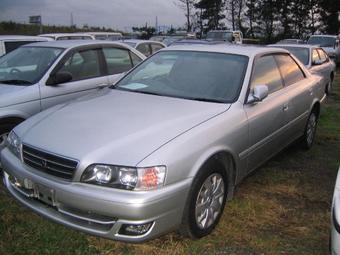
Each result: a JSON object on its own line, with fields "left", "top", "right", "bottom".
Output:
{"left": 278, "top": 47, "right": 310, "bottom": 66}
{"left": 308, "top": 36, "right": 336, "bottom": 47}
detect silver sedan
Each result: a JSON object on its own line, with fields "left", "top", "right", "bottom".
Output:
{"left": 1, "top": 45, "right": 326, "bottom": 242}
{"left": 270, "top": 44, "right": 336, "bottom": 94}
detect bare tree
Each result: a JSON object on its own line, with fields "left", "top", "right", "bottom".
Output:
{"left": 175, "top": 0, "right": 196, "bottom": 32}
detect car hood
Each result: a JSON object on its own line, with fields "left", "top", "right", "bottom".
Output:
{"left": 18, "top": 89, "right": 229, "bottom": 166}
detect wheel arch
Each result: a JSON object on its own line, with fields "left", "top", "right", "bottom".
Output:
{"left": 0, "top": 116, "right": 26, "bottom": 126}
{"left": 189, "top": 148, "right": 239, "bottom": 201}
{"left": 311, "top": 100, "right": 321, "bottom": 118}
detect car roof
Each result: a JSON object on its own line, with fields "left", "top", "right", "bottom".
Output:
{"left": 84, "top": 32, "right": 122, "bottom": 35}
{"left": 309, "top": 34, "right": 338, "bottom": 39}
{"left": 123, "top": 39, "right": 163, "bottom": 44}
{"left": 39, "top": 33, "right": 94, "bottom": 37}
{"left": 0, "top": 35, "right": 52, "bottom": 41}
{"left": 269, "top": 44, "right": 318, "bottom": 49}
{"left": 161, "top": 44, "right": 289, "bottom": 58}
{"left": 22, "top": 40, "right": 136, "bottom": 49}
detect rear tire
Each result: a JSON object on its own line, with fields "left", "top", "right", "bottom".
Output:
{"left": 326, "top": 74, "right": 333, "bottom": 95}
{"left": 179, "top": 161, "right": 227, "bottom": 239}
{"left": 301, "top": 111, "right": 318, "bottom": 150}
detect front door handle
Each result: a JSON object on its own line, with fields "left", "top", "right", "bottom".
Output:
{"left": 97, "top": 83, "right": 108, "bottom": 89}
{"left": 283, "top": 103, "right": 289, "bottom": 112}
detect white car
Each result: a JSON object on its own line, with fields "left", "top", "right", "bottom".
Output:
{"left": 0, "top": 35, "right": 52, "bottom": 57}
{"left": 331, "top": 168, "right": 340, "bottom": 254}
{"left": 39, "top": 33, "right": 95, "bottom": 41}
{"left": 0, "top": 40, "right": 145, "bottom": 152}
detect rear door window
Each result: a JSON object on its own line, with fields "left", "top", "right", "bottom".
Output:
{"left": 150, "top": 43, "right": 164, "bottom": 54}
{"left": 312, "top": 49, "right": 321, "bottom": 64}
{"left": 136, "top": 43, "right": 151, "bottom": 57}
{"left": 130, "top": 52, "right": 143, "bottom": 66}
{"left": 317, "top": 49, "right": 327, "bottom": 62}
{"left": 274, "top": 54, "right": 305, "bottom": 86}
{"left": 251, "top": 55, "right": 283, "bottom": 94}
{"left": 102, "top": 47, "right": 133, "bottom": 75}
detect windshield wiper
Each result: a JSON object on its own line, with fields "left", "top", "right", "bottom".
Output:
{"left": 0, "top": 79, "right": 33, "bottom": 85}
{"left": 189, "top": 97, "right": 226, "bottom": 103}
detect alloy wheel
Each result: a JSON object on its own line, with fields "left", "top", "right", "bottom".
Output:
{"left": 195, "top": 173, "right": 225, "bottom": 230}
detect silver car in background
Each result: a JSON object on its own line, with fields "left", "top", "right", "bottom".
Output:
{"left": 270, "top": 44, "right": 336, "bottom": 94}
{"left": 1, "top": 45, "right": 325, "bottom": 242}
{"left": 39, "top": 33, "right": 95, "bottom": 40}
{"left": 0, "top": 40, "right": 145, "bottom": 151}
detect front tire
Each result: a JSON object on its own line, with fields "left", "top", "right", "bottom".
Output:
{"left": 301, "top": 111, "right": 318, "bottom": 150}
{"left": 180, "top": 161, "right": 227, "bottom": 238}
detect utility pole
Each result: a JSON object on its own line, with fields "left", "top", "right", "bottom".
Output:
{"left": 155, "top": 16, "right": 158, "bottom": 34}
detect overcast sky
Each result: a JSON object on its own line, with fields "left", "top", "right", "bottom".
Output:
{"left": 0, "top": 0, "right": 186, "bottom": 31}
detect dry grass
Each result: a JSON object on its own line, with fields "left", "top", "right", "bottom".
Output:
{"left": 0, "top": 68, "right": 339, "bottom": 255}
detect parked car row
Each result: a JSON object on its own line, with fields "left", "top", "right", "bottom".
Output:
{"left": 0, "top": 38, "right": 329, "bottom": 242}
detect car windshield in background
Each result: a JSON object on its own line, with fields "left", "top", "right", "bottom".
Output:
{"left": 280, "top": 47, "right": 310, "bottom": 65}
{"left": 207, "top": 32, "right": 233, "bottom": 42}
{"left": 308, "top": 36, "right": 336, "bottom": 47}
{"left": 114, "top": 51, "right": 248, "bottom": 103}
{"left": 0, "top": 46, "right": 63, "bottom": 85}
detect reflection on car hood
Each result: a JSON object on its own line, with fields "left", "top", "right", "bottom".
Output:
{"left": 19, "top": 89, "right": 230, "bottom": 166}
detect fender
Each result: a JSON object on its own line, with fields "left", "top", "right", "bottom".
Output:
{"left": 0, "top": 108, "right": 30, "bottom": 122}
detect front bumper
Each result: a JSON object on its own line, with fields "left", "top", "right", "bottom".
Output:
{"left": 1, "top": 148, "right": 192, "bottom": 242}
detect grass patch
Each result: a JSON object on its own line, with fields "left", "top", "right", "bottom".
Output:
{"left": 0, "top": 68, "right": 339, "bottom": 254}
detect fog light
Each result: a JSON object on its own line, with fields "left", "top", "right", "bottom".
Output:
{"left": 119, "top": 222, "right": 153, "bottom": 236}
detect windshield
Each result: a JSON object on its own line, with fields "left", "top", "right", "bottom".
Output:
{"left": 308, "top": 36, "right": 336, "bottom": 47}
{"left": 280, "top": 47, "right": 310, "bottom": 66}
{"left": 113, "top": 51, "right": 248, "bottom": 103}
{"left": 207, "top": 31, "right": 233, "bottom": 42}
{"left": 0, "top": 46, "right": 63, "bottom": 85}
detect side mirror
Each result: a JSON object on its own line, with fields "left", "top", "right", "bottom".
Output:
{"left": 46, "top": 71, "right": 73, "bottom": 86}
{"left": 312, "top": 59, "right": 323, "bottom": 66}
{"left": 247, "top": 85, "right": 269, "bottom": 104}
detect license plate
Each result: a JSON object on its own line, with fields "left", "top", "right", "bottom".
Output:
{"left": 34, "top": 183, "right": 56, "bottom": 207}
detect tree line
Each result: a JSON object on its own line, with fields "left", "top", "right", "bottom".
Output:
{"left": 176, "top": 0, "right": 340, "bottom": 42}
{"left": 0, "top": 21, "right": 122, "bottom": 36}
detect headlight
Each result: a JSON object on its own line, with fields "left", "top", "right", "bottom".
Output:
{"left": 6, "top": 131, "right": 22, "bottom": 159}
{"left": 81, "top": 164, "right": 166, "bottom": 191}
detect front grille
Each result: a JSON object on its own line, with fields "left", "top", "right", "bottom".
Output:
{"left": 22, "top": 144, "right": 78, "bottom": 180}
